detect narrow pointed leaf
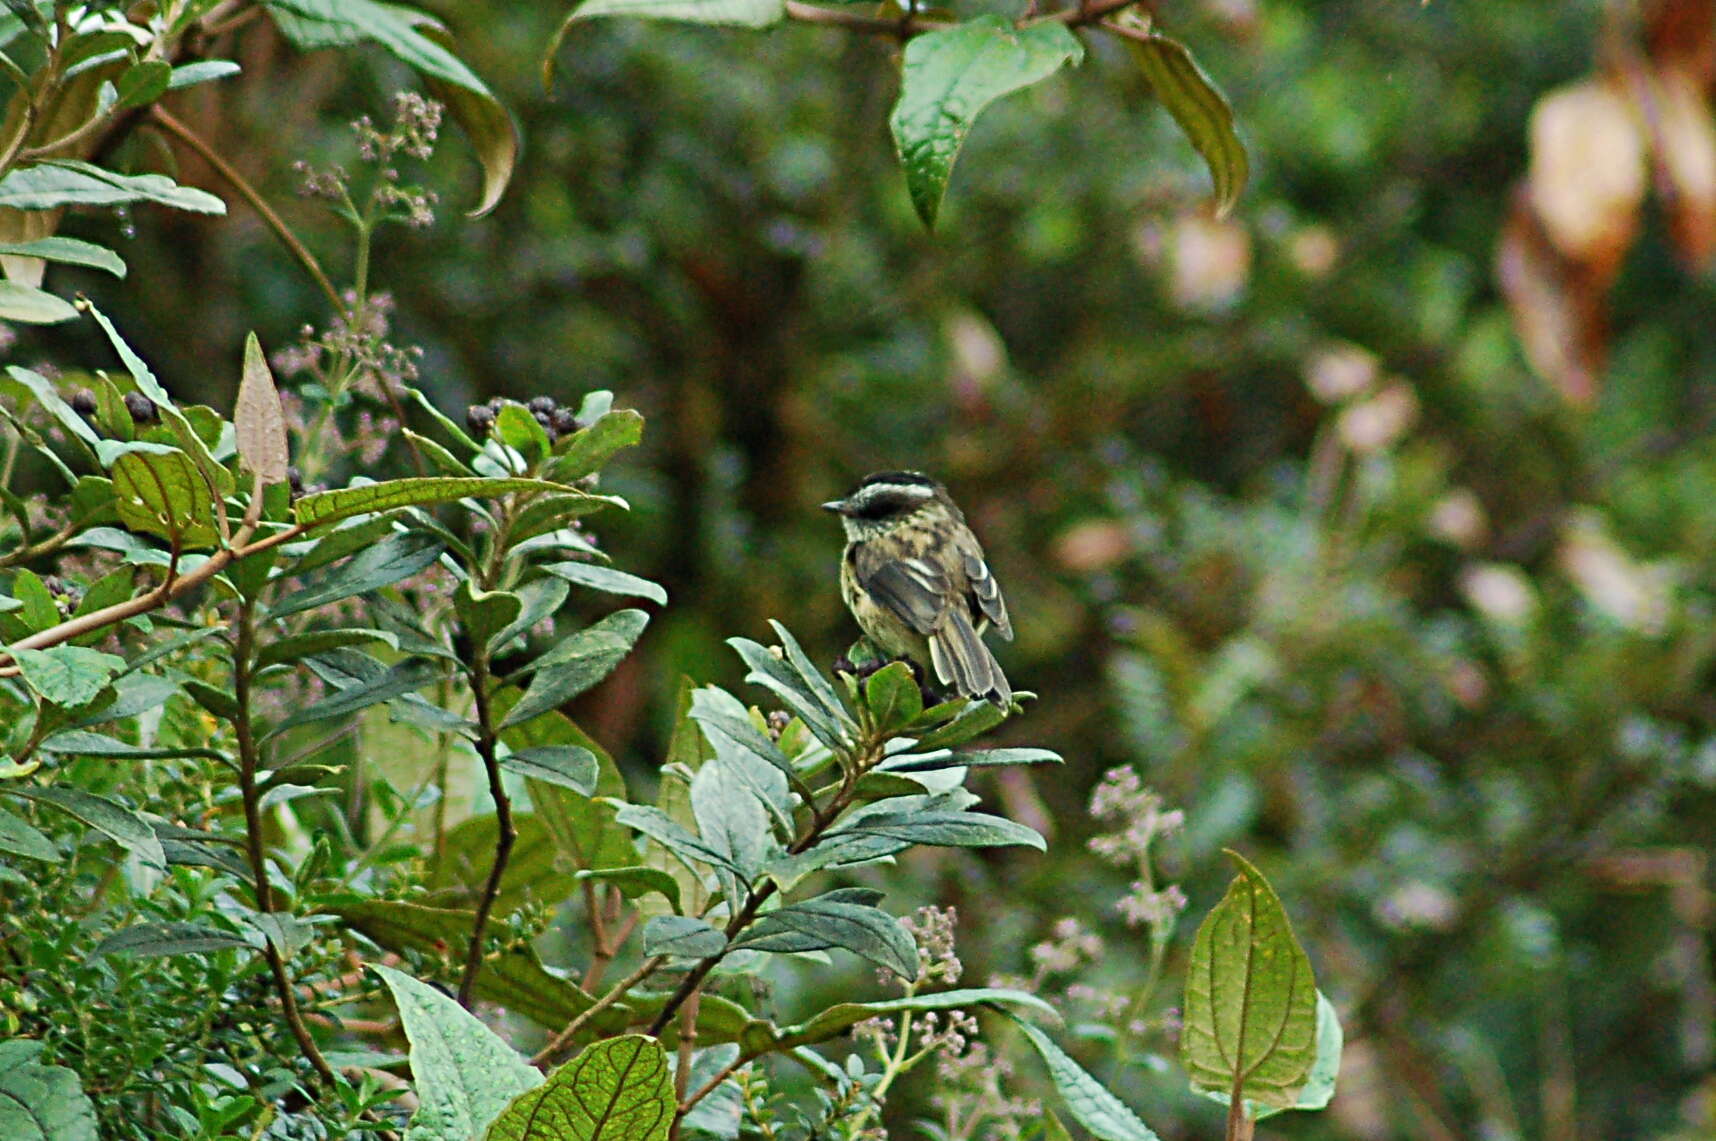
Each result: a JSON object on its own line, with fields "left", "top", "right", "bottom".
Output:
{"left": 234, "top": 332, "right": 290, "bottom": 484}
{"left": 542, "top": 561, "right": 666, "bottom": 605}
{"left": 1116, "top": 19, "right": 1247, "bottom": 217}
{"left": 775, "top": 987, "right": 1058, "bottom": 1050}
{"left": 734, "top": 897, "right": 918, "bottom": 978}
{"left": 1009, "top": 1015, "right": 1162, "bottom": 1141}
{"left": 294, "top": 476, "right": 574, "bottom": 528}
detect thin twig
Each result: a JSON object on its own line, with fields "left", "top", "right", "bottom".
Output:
{"left": 148, "top": 106, "right": 344, "bottom": 312}
{"left": 532, "top": 955, "right": 668, "bottom": 1068}
{"left": 680, "top": 1049, "right": 757, "bottom": 1116}
{"left": 456, "top": 650, "right": 516, "bottom": 1007}
{"left": 235, "top": 596, "right": 338, "bottom": 1089}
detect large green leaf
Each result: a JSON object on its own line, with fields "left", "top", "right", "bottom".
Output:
{"left": 262, "top": 0, "right": 516, "bottom": 215}
{"left": 1195, "top": 990, "right": 1343, "bottom": 1121}
{"left": 0, "top": 236, "right": 124, "bottom": 277}
{"left": 0, "top": 281, "right": 76, "bottom": 323}
{"left": 9, "top": 645, "right": 123, "bottom": 708}
{"left": 0, "top": 160, "right": 225, "bottom": 213}
{"left": 0, "top": 806, "right": 56, "bottom": 862}
{"left": 269, "top": 530, "right": 444, "bottom": 618}
{"left": 110, "top": 444, "right": 219, "bottom": 548}
{"left": 430, "top": 812, "right": 579, "bottom": 916}
{"left": 90, "top": 921, "right": 252, "bottom": 958}
{"left": 265, "top": 659, "right": 441, "bottom": 738}
{"left": 822, "top": 807, "right": 1045, "bottom": 851}
{"left": 1181, "top": 851, "right": 1318, "bottom": 1113}
{"left": 889, "top": 16, "right": 1083, "bottom": 226}
{"left": 541, "top": 561, "right": 666, "bottom": 606}
{"left": 642, "top": 914, "right": 728, "bottom": 958}
{"left": 1116, "top": 16, "right": 1247, "bottom": 218}
{"left": 502, "top": 746, "right": 598, "bottom": 796}
{"left": 0, "top": 1040, "right": 98, "bottom": 1141}
{"left": 502, "top": 609, "right": 650, "bottom": 727}
{"left": 370, "top": 963, "right": 542, "bottom": 1141}
{"left": 15, "top": 786, "right": 164, "bottom": 876}
{"left": 484, "top": 1035, "right": 673, "bottom": 1141}
{"left": 733, "top": 895, "right": 918, "bottom": 979}
{"left": 1009, "top": 1016, "right": 1161, "bottom": 1141}
{"left": 294, "top": 476, "right": 573, "bottom": 528}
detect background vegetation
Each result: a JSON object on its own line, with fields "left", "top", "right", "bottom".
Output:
{"left": 4, "top": 0, "right": 1716, "bottom": 1139}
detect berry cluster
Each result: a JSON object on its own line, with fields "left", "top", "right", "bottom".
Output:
{"left": 464, "top": 395, "right": 582, "bottom": 442}
{"left": 70, "top": 388, "right": 159, "bottom": 425}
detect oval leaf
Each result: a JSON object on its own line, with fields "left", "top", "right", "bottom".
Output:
{"left": 294, "top": 476, "right": 579, "bottom": 528}
{"left": 1181, "top": 850, "right": 1318, "bottom": 1112}
{"left": 370, "top": 963, "right": 542, "bottom": 1140}
{"left": 484, "top": 1034, "right": 673, "bottom": 1141}
{"left": 889, "top": 16, "right": 1084, "bottom": 226}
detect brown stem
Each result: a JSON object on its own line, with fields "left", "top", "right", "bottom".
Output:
{"left": 147, "top": 106, "right": 344, "bottom": 313}
{"left": 781, "top": 0, "right": 1134, "bottom": 35}
{"left": 235, "top": 598, "right": 338, "bottom": 1089}
{"left": 680, "top": 1049, "right": 756, "bottom": 1116}
{"left": 669, "top": 991, "right": 701, "bottom": 1141}
{"left": 0, "top": 521, "right": 303, "bottom": 676}
{"left": 456, "top": 651, "right": 515, "bottom": 1007}
{"left": 532, "top": 955, "right": 668, "bottom": 1068}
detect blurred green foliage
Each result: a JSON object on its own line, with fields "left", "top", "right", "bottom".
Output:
{"left": 5, "top": 0, "right": 1716, "bottom": 1137}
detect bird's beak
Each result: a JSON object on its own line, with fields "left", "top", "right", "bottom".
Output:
{"left": 821, "top": 498, "right": 851, "bottom": 515}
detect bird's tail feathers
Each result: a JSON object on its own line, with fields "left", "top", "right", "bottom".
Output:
{"left": 929, "top": 611, "right": 1012, "bottom": 706}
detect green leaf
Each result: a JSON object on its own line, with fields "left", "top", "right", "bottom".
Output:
{"left": 167, "top": 60, "right": 242, "bottom": 90}
{"left": 546, "top": 0, "right": 781, "bottom": 78}
{"left": 294, "top": 476, "right": 573, "bottom": 528}
{"left": 503, "top": 746, "right": 598, "bottom": 795}
{"left": 889, "top": 16, "right": 1083, "bottom": 226}
{"left": 247, "top": 912, "right": 315, "bottom": 958}
{"left": 269, "top": 530, "right": 444, "bottom": 618}
{"left": 1196, "top": 990, "right": 1343, "bottom": 1120}
{"left": 775, "top": 987, "right": 1058, "bottom": 1050}
{"left": 16, "top": 786, "right": 165, "bottom": 876}
{"left": 0, "top": 806, "right": 56, "bottom": 861}
{"left": 10, "top": 645, "right": 123, "bottom": 708}
{"left": 483, "top": 1035, "right": 673, "bottom": 1141}
{"left": 766, "top": 620, "right": 849, "bottom": 730}
{"left": 262, "top": 0, "right": 515, "bottom": 215}
{"left": 90, "top": 921, "right": 251, "bottom": 958}
{"left": 573, "top": 866, "right": 681, "bottom": 913}
{"left": 614, "top": 804, "right": 738, "bottom": 873}
{"left": 503, "top": 704, "right": 636, "bottom": 877}
{"left": 0, "top": 1040, "right": 98, "bottom": 1141}
{"left": 0, "top": 280, "right": 77, "bottom": 323}
{"left": 113, "top": 59, "right": 171, "bottom": 110}
{"left": 1181, "top": 850, "right": 1318, "bottom": 1113}
{"left": 1008, "top": 1016, "right": 1161, "bottom": 1141}
{"left": 824, "top": 808, "right": 1045, "bottom": 851}
{"left": 1118, "top": 18, "right": 1247, "bottom": 218}
{"left": 5, "top": 365, "right": 102, "bottom": 451}
{"left": 642, "top": 914, "right": 727, "bottom": 958}
{"left": 910, "top": 698, "right": 1009, "bottom": 750}
{"left": 733, "top": 896, "right": 918, "bottom": 978}
{"left": 0, "top": 236, "right": 125, "bottom": 277}
{"left": 690, "top": 751, "right": 774, "bottom": 901}
{"left": 235, "top": 332, "right": 291, "bottom": 484}
{"left": 502, "top": 609, "right": 650, "bottom": 727}
{"left": 880, "top": 746, "right": 1061, "bottom": 773}
{"left": 0, "top": 159, "right": 225, "bottom": 213}
{"left": 489, "top": 575, "right": 570, "bottom": 650}
{"left": 542, "top": 561, "right": 666, "bottom": 606}
{"left": 38, "top": 730, "right": 223, "bottom": 762}
{"left": 547, "top": 408, "right": 644, "bottom": 481}
{"left": 687, "top": 686, "right": 807, "bottom": 797}
{"left": 255, "top": 628, "right": 399, "bottom": 669}
{"left": 110, "top": 445, "right": 219, "bottom": 548}
{"left": 266, "top": 660, "right": 440, "bottom": 738}
{"left": 865, "top": 662, "right": 922, "bottom": 733}
{"left": 431, "top": 812, "right": 579, "bottom": 915}
{"left": 455, "top": 582, "right": 522, "bottom": 648}
{"left": 727, "top": 636, "right": 849, "bottom": 751}
{"left": 368, "top": 963, "right": 542, "bottom": 1141}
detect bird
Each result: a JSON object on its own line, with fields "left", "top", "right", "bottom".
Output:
{"left": 822, "top": 471, "right": 1013, "bottom": 705}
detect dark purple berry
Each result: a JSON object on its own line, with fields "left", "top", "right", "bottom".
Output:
{"left": 287, "top": 466, "right": 304, "bottom": 494}
{"left": 532, "top": 409, "right": 553, "bottom": 429}
{"left": 550, "top": 409, "right": 578, "bottom": 438}
{"left": 70, "top": 389, "right": 97, "bottom": 416}
{"left": 123, "top": 391, "right": 157, "bottom": 423}
{"left": 465, "top": 404, "right": 495, "bottom": 435}
{"left": 528, "top": 395, "right": 556, "bottom": 415}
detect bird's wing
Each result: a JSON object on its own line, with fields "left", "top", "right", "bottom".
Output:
{"left": 858, "top": 553, "right": 949, "bottom": 637}
{"left": 960, "top": 549, "right": 1012, "bottom": 641}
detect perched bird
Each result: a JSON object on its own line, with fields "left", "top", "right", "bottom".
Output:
{"left": 823, "top": 471, "right": 1013, "bottom": 705}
